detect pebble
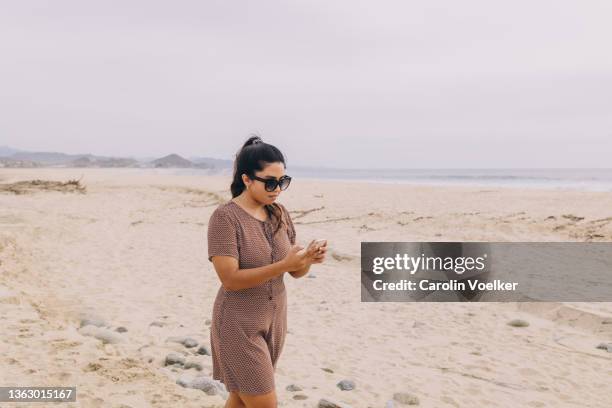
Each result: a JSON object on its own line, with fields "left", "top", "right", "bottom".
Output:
{"left": 166, "top": 336, "right": 199, "bottom": 348}
{"left": 79, "top": 317, "right": 107, "bottom": 328}
{"left": 176, "top": 376, "right": 191, "bottom": 387}
{"left": 595, "top": 343, "right": 612, "bottom": 352}
{"left": 507, "top": 319, "right": 529, "bottom": 327}
{"left": 184, "top": 361, "right": 203, "bottom": 371}
{"left": 196, "top": 345, "right": 210, "bottom": 356}
{"left": 187, "top": 376, "right": 222, "bottom": 395}
{"left": 318, "top": 398, "right": 353, "bottom": 408}
{"left": 177, "top": 375, "right": 227, "bottom": 397}
{"left": 336, "top": 379, "right": 355, "bottom": 391}
{"left": 286, "top": 384, "right": 303, "bottom": 392}
{"left": 79, "top": 325, "right": 123, "bottom": 344}
{"left": 164, "top": 353, "right": 185, "bottom": 366}
{"left": 183, "top": 338, "right": 198, "bottom": 348}
{"left": 393, "top": 392, "right": 420, "bottom": 405}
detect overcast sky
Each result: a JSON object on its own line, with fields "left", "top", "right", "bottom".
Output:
{"left": 1, "top": 1, "right": 611, "bottom": 168}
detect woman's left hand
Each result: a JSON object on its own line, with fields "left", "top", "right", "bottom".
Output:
{"left": 309, "top": 244, "right": 327, "bottom": 264}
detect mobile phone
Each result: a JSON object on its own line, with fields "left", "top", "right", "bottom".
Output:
{"left": 313, "top": 239, "right": 327, "bottom": 249}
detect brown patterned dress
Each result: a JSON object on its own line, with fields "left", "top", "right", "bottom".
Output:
{"left": 207, "top": 200, "right": 296, "bottom": 394}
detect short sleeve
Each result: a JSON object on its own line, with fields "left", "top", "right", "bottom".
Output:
{"left": 281, "top": 204, "right": 296, "bottom": 245}
{"left": 207, "top": 208, "right": 239, "bottom": 262}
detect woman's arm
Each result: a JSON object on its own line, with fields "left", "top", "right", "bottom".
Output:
{"left": 211, "top": 244, "right": 309, "bottom": 290}
{"left": 211, "top": 256, "right": 289, "bottom": 291}
{"left": 289, "top": 264, "right": 312, "bottom": 279}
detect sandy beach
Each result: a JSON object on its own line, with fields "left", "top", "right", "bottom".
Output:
{"left": 1, "top": 168, "right": 611, "bottom": 407}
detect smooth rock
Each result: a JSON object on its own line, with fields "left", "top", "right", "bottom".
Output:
{"left": 286, "top": 384, "right": 303, "bottom": 392}
{"left": 393, "top": 392, "right": 420, "bottom": 405}
{"left": 80, "top": 317, "right": 107, "bottom": 328}
{"left": 79, "top": 325, "right": 123, "bottom": 344}
{"left": 187, "top": 376, "right": 227, "bottom": 398}
{"left": 184, "top": 361, "right": 203, "bottom": 371}
{"left": 318, "top": 398, "right": 353, "bottom": 408}
{"left": 196, "top": 345, "right": 210, "bottom": 356}
{"left": 336, "top": 379, "right": 355, "bottom": 391}
{"left": 165, "top": 353, "right": 185, "bottom": 366}
{"left": 167, "top": 336, "right": 199, "bottom": 348}
{"left": 507, "top": 319, "right": 529, "bottom": 327}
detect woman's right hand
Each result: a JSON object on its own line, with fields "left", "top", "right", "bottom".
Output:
{"left": 282, "top": 242, "right": 316, "bottom": 271}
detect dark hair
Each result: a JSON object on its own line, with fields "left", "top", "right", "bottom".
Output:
{"left": 230, "top": 134, "right": 287, "bottom": 235}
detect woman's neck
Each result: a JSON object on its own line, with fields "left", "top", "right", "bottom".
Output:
{"left": 234, "top": 193, "right": 265, "bottom": 212}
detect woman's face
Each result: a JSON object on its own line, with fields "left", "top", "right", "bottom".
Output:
{"left": 243, "top": 162, "right": 286, "bottom": 205}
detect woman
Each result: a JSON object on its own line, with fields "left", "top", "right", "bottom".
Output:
{"left": 207, "top": 136, "right": 326, "bottom": 408}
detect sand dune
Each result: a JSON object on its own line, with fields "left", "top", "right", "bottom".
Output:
{"left": 1, "top": 168, "right": 611, "bottom": 407}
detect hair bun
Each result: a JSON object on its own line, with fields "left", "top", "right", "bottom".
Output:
{"left": 244, "top": 135, "right": 263, "bottom": 147}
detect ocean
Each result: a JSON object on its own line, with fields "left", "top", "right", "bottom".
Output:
{"left": 163, "top": 167, "right": 612, "bottom": 192}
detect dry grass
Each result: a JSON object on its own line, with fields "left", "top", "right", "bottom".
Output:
{"left": 0, "top": 178, "right": 86, "bottom": 195}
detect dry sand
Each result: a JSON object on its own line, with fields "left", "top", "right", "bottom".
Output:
{"left": 1, "top": 168, "right": 611, "bottom": 407}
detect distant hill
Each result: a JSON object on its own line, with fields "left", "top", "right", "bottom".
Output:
{"left": 188, "top": 156, "right": 233, "bottom": 169}
{"left": 10, "top": 151, "right": 98, "bottom": 165}
{"left": 0, "top": 157, "right": 42, "bottom": 168}
{"left": 150, "top": 154, "right": 194, "bottom": 168}
{"left": 0, "top": 147, "right": 225, "bottom": 169}
{"left": 0, "top": 145, "right": 23, "bottom": 157}
{"left": 71, "top": 156, "right": 139, "bottom": 168}
{"left": 7, "top": 150, "right": 139, "bottom": 168}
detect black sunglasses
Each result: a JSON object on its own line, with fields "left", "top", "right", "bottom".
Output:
{"left": 250, "top": 175, "right": 292, "bottom": 192}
